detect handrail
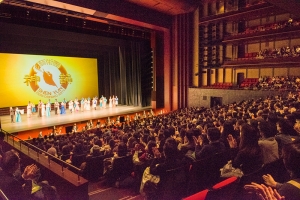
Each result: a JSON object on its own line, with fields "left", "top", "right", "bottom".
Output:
{"left": 0, "top": 189, "right": 9, "bottom": 200}
{"left": 0, "top": 129, "right": 84, "bottom": 184}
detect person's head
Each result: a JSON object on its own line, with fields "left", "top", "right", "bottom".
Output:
{"left": 163, "top": 138, "right": 178, "bottom": 159}
{"left": 239, "top": 124, "right": 259, "bottom": 149}
{"left": 146, "top": 140, "right": 157, "bottom": 155}
{"left": 282, "top": 141, "right": 300, "bottom": 178}
{"left": 117, "top": 142, "right": 128, "bottom": 157}
{"left": 207, "top": 127, "right": 221, "bottom": 142}
{"left": 277, "top": 118, "right": 298, "bottom": 136}
{"left": 185, "top": 130, "right": 194, "bottom": 142}
{"left": 258, "top": 120, "right": 277, "bottom": 138}
{"left": 1, "top": 150, "right": 20, "bottom": 173}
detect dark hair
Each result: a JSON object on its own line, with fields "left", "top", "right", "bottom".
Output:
{"left": 163, "top": 138, "right": 178, "bottom": 159}
{"left": 240, "top": 124, "right": 259, "bottom": 150}
{"left": 277, "top": 118, "right": 298, "bottom": 136}
{"left": 222, "top": 121, "right": 235, "bottom": 138}
{"left": 258, "top": 121, "right": 277, "bottom": 138}
{"left": 117, "top": 142, "right": 128, "bottom": 157}
{"left": 147, "top": 141, "right": 157, "bottom": 155}
{"left": 185, "top": 130, "right": 194, "bottom": 142}
{"left": 207, "top": 127, "right": 221, "bottom": 141}
{"left": 282, "top": 141, "right": 300, "bottom": 178}
{"left": 2, "top": 150, "right": 19, "bottom": 172}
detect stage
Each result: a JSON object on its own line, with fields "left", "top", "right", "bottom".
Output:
{"left": 0, "top": 105, "right": 152, "bottom": 134}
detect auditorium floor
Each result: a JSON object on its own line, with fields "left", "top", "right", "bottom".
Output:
{"left": 1, "top": 105, "right": 152, "bottom": 133}
{"left": 88, "top": 178, "right": 144, "bottom": 200}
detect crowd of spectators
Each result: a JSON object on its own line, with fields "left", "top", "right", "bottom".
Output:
{"left": 240, "top": 76, "right": 300, "bottom": 90}
{"left": 17, "top": 89, "right": 300, "bottom": 199}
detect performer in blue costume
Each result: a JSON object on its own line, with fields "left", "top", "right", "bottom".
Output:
{"left": 15, "top": 107, "right": 21, "bottom": 122}
{"left": 32, "top": 103, "right": 36, "bottom": 113}
{"left": 60, "top": 101, "right": 66, "bottom": 114}
{"left": 46, "top": 102, "right": 51, "bottom": 117}
{"left": 99, "top": 95, "right": 103, "bottom": 108}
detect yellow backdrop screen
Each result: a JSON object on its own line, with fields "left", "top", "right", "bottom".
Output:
{"left": 0, "top": 53, "right": 98, "bottom": 107}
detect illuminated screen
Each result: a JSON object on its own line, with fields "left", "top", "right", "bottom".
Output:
{"left": 0, "top": 53, "right": 98, "bottom": 107}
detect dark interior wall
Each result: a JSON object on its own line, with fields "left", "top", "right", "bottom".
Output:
{"left": 0, "top": 22, "right": 127, "bottom": 57}
{"left": 0, "top": 21, "right": 151, "bottom": 106}
{"left": 59, "top": 0, "right": 173, "bottom": 29}
{"left": 155, "top": 31, "right": 165, "bottom": 108}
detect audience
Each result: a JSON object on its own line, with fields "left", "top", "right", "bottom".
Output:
{"left": 0, "top": 150, "right": 39, "bottom": 200}
{"left": 8, "top": 89, "right": 300, "bottom": 198}
{"left": 258, "top": 120, "right": 279, "bottom": 164}
{"left": 228, "top": 124, "right": 263, "bottom": 174}
{"left": 245, "top": 140, "right": 300, "bottom": 200}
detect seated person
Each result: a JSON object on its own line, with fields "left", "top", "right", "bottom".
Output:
{"left": 195, "top": 127, "right": 226, "bottom": 160}
{"left": 245, "top": 141, "right": 300, "bottom": 200}
{"left": 0, "top": 150, "right": 39, "bottom": 200}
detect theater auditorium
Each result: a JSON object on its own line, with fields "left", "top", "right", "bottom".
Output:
{"left": 0, "top": 0, "right": 300, "bottom": 199}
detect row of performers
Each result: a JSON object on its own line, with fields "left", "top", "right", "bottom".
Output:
{"left": 26, "top": 96, "right": 118, "bottom": 117}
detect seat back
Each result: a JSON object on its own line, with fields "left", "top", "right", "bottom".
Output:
{"left": 84, "top": 155, "right": 106, "bottom": 181}
{"left": 71, "top": 154, "right": 86, "bottom": 169}
{"left": 111, "top": 154, "right": 134, "bottom": 179}
{"left": 160, "top": 164, "right": 189, "bottom": 200}
{"left": 187, "top": 151, "right": 230, "bottom": 195}
{"left": 262, "top": 158, "right": 289, "bottom": 183}
{"left": 206, "top": 177, "right": 239, "bottom": 200}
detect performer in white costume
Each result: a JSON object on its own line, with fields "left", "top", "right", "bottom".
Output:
{"left": 108, "top": 96, "right": 112, "bottom": 108}
{"left": 69, "top": 100, "right": 74, "bottom": 113}
{"left": 42, "top": 102, "right": 46, "bottom": 116}
{"left": 27, "top": 101, "right": 32, "bottom": 118}
{"left": 86, "top": 98, "right": 91, "bottom": 110}
{"left": 75, "top": 99, "right": 80, "bottom": 112}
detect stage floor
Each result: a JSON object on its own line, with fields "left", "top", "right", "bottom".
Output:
{"left": 1, "top": 105, "right": 151, "bottom": 133}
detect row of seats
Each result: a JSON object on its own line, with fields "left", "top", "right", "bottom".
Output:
{"left": 202, "top": 83, "right": 233, "bottom": 89}
{"left": 184, "top": 158, "right": 289, "bottom": 200}
{"left": 240, "top": 78, "right": 259, "bottom": 88}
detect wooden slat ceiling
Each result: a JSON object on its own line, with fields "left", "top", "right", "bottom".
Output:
{"left": 125, "top": 0, "right": 200, "bottom": 15}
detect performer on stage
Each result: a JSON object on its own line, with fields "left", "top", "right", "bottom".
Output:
{"left": 99, "top": 96, "right": 103, "bottom": 109}
{"left": 46, "top": 101, "right": 51, "bottom": 117}
{"left": 10, "top": 107, "right": 14, "bottom": 123}
{"left": 32, "top": 103, "right": 36, "bottom": 114}
{"left": 15, "top": 107, "right": 21, "bottom": 122}
{"left": 60, "top": 101, "right": 66, "bottom": 114}
{"left": 54, "top": 99, "right": 59, "bottom": 115}
{"left": 103, "top": 97, "right": 107, "bottom": 108}
{"left": 86, "top": 98, "right": 91, "bottom": 111}
{"left": 108, "top": 96, "right": 112, "bottom": 108}
{"left": 27, "top": 101, "right": 32, "bottom": 118}
{"left": 92, "top": 97, "right": 97, "bottom": 110}
{"left": 115, "top": 96, "right": 118, "bottom": 107}
{"left": 48, "top": 99, "right": 52, "bottom": 112}
{"left": 69, "top": 100, "right": 74, "bottom": 113}
{"left": 38, "top": 100, "right": 42, "bottom": 117}
{"left": 73, "top": 97, "right": 77, "bottom": 111}
{"left": 112, "top": 95, "right": 116, "bottom": 107}
{"left": 75, "top": 99, "right": 80, "bottom": 112}
{"left": 42, "top": 102, "right": 46, "bottom": 116}
{"left": 81, "top": 98, "right": 84, "bottom": 112}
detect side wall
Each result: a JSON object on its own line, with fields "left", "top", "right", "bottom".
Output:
{"left": 188, "top": 88, "right": 290, "bottom": 108}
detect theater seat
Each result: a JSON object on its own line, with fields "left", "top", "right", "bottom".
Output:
{"left": 183, "top": 189, "right": 209, "bottom": 200}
